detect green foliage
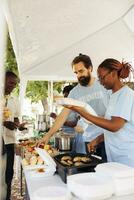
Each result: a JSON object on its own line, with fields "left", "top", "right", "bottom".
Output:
{"left": 26, "top": 81, "right": 48, "bottom": 102}
{"left": 4, "top": 35, "right": 73, "bottom": 103}
{"left": 4, "top": 34, "right": 19, "bottom": 76}
{"left": 53, "top": 82, "right": 64, "bottom": 93}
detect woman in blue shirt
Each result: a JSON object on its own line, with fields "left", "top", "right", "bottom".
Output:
{"left": 64, "top": 58, "right": 134, "bottom": 167}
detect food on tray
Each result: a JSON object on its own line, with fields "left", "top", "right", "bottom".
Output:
{"left": 19, "top": 138, "right": 59, "bottom": 167}
{"left": 22, "top": 158, "right": 29, "bottom": 166}
{"left": 73, "top": 156, "right": 82, "bottom": 162}
{"left": 30, "top": 155, "right": 37, "bottom": 165}
{"left": 37, "top": 156, "right": 44, "bottom": 165}
{"left": 74, "top": 161, "right": 83, "bottom": 166}
{"left": 67, "top": 160, "right": 73, "bottom": 165}
{"left": 61, "top": 160, "right": 70, "bottom": 166}
{"left": 59, "top": 155, "right": 92, "bottom": 167}
{"left": 36, "top": 168, "right": 45, "bottom": 173}
{"left": 61, "top": 156, "right": 72, "bottom": 161}
{"left": 44, "top": 144, "right": 51, "bottom": 150}
{"left": 81, "top": 157, "right": 91, "bottom": 163}
{"left": 22, "top": 155, "right": 45, "bottom": 167}
{"left": 38, "top": 143, "right": 59, "bottom": 157}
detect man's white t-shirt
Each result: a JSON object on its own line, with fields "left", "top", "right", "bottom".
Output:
{"left": 3, "top": 95, "right": 20, "bottom": 144}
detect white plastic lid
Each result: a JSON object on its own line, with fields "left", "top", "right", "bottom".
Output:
{"left": 35, "top": 148, "right": 56, "bottom": 171}
{"left": 33, "top": 186, "right": 69, "bottom": 200}
{"left": 56, "top": 98, "right": 97, "bottom": 124}
{"left": 67, "top": 172, "right": 114, "bottom": 200}
{"left": 95, "top": 162, "right": 134, "bottom": 178}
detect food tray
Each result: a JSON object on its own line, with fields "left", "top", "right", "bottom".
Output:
{"left": 54, "top": 152, "right": 102, "bottom": 183}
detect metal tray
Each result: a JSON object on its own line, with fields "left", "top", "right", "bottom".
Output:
{"left": 54, "top": 152, "right": 102, "bottom": 183}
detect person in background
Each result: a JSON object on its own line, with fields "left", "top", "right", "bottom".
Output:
{"left": 50, "top": 85, "right": 78, "bottom": 134}
{"left": 64, "top": 58, "right": 134, "bottom": 167}
{"left": 3, "top": 71, "right": 26, "bottom": 200}
{"left": 39, "top": 54, "right": 109, "bottom": 158}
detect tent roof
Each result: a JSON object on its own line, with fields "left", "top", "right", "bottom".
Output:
{"left": 3, "top": 0, "right": 134, "bottom": 81}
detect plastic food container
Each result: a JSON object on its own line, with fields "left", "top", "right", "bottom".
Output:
{"left": 67, "top": 172, "right": 114, "bottom": 200}
{"left": 31, "top": 148, "right": 56, "bottom": 178}
{"left": 33, "top": 186, "right": 70, "bottom": 200}
{"left": 95, "top": 162, "right": 134, "bottom": 196}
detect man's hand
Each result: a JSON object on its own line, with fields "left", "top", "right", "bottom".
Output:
{"left": 37, "top": 133, "right": 51, "bottom": 147}
{"left": 87, "top": 139, "right": 97, "bottom": 153}
{"left": 18, "top": 122, "right": 28, "bottom": 131}
{"left": 3, "top": 121, "right": 18, "bottom": 130}
{"left": 87, "top": 134, "right": 104, "bottom": 153}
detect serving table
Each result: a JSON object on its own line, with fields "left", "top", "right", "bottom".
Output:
{"left": 16, "top": 131, "right": 134, "bottom": 200}
{"left": 24, "top": 169, "right": 134, "bottom": 200}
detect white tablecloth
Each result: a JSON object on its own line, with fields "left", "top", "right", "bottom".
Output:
{"left": 24, "top": 169, "right": 134, "bottom": 200}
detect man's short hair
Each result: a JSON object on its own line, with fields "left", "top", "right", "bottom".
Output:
{"left": 6, "top": 71, "right": 19, "bottom": 82}
{"left": 71, "top": 53, "right": 93, "bottom": 69}
{"left": 63, "top": 85, "right": 74, "bottom": 95}
{"left": 6, "top": 71, "right": 18, "bottom": 78}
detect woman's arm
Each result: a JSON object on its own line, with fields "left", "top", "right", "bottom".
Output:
{"left": 64, "top": 106, "right": 126, "bottom": 132}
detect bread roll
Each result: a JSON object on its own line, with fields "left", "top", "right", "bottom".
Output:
{"left": 73, "top": 156, "right": 82, "bottom": 162}
{"left": 81, "top": 157, "right": 91, "bottom": 163}
{"left": 37, "top": 156, "right": 44, "bottom": 165}
{"left": 61, "top": 156, "right": 72, "bottom": 161}
{"left": 61, "top": 160, "right": 70, "bottom": 166}
{"left": 22, "top": 158, "right": 29, "bottom": 166}
{"left": 74, "top": 161, "right": 83, "bottom": 166}
{"left": 30, "top": 155, "right": 37, "bottom": 165}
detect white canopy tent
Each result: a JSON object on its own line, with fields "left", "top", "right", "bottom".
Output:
{"left": 1, "top": 0, "right": 134, "bottom": 105}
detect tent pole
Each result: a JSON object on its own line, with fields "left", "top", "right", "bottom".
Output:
{"left": 0, "top": 3, "right": 8, "bottom": 200}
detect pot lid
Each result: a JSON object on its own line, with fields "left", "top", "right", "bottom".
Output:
{"left": 55, "top": 132, "right": 75, "bottom": 138}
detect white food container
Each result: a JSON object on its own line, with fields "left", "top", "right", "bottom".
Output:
{"left": 67, "top": 172, "right": 114, "bottom": 200}
{"left": 28, "top": 147, "right": 56, "bottom": 178}
{"left": 95, "top": 162, "right": 134, "bottom": 196}
{"left": 33, "top": 186, "right": 70, "bottom": 200}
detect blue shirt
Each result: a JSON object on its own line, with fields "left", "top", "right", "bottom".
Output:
{"left": 62, "top": 111, "right": 77, "bottom": 134}
{"left": 104, "top": 86, "right": 134, "bottom": 167}
{"left": 68, "top": 80, "right": 110, "bottom": 153}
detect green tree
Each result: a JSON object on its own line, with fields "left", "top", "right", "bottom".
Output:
{"left": 4, "top": 34, "right": 18, "bottom": 75}
{"left": 5, "top": 35, "right": 64, "bottom": 110}
{"left": 26, "top": 80, "right": 63, "bottom": 110}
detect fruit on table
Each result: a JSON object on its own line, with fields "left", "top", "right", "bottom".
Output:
{"left": 22, "top": 158, "right": 29, "bottom": 166}
{"left": 37, "top": 156, "right": 44, "bottom": 165}
{"left": 44, "top": 144, "right": 51, "bottom": 150}
{"left": 30, "top": 155, "right": 37, "bottom": 165}
{"left": 3, "top": 107, "right": 12, "bottom": 120}
{"left": 27, "top": 147, "right": 34, "bottom": 152}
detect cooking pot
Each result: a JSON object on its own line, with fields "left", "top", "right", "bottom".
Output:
{"left": 54, "top": 132, "right": 75, "bottom": 151}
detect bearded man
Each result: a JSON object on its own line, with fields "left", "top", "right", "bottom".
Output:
{"left": 39, "top": 54, "right": 109, "bottom": 159}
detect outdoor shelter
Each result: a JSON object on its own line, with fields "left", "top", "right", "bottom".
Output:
{"left": 0, "top": 0, "right": 134, "bottom": 106}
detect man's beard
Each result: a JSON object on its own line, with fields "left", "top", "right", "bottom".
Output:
{"left": 78, "top": 75, "right": 91, "bottom": 86}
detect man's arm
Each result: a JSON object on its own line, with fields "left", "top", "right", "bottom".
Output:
{"left": 50, "top": 112, "right": 78, "bottom": 128}
{"left": 39, "top": 107, "right": 71, "bottom": 145}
